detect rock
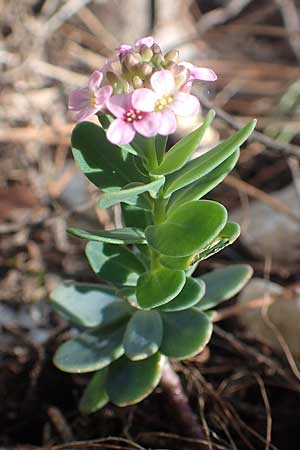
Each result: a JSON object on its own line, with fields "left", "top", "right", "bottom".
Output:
{"left": 231, "top": 184, "right": 300, "bottom": 264}
{"left": 238, "top": 278, "right": 300, "bottom": 363}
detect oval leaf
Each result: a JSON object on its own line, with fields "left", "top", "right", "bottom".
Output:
{"left": 79, "top": 368, "right": 109, "bottom": 414}
{"left": 158, "top": 278, "right": 205, "bottom": 312}
{"left": 136, "top": 267, "right": 186, "bottom": 309}
{"left": 152, "top": 110, "right": 215, "bottom": 175}
{"left": 68, "top": 227, "right": 146, "bottom": 244}
{"left": 53, "top": 324, "right": 125, "bottom": 373}
{"left": 85, "top": 242, "right": 145, "bottom": 286}
{"left": 71, "top": 122, "right": 145, "bottom": 189}
{"left": 123, "top": 310, "right": 163, "bottom": 360}
{"left": 51, "top": 282, "right": 132, "bottom": 328}
{"left": 160, "top": 309, "right": 213, "bottom": 359}
{"left": 145, "top": 200, "right": 228, "bottom": 257}
{"left": 196, "top": 264, "right": 253, "bottom": 311}
{"left": 163, "top": 119, "right": 256, "bottom": 197}
{"left": 107, "top": 353, "right": 165, "bottom": 406}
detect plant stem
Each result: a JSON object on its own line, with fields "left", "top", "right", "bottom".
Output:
{"left": 144, "top": 137, "right": 158, "bottom": 171}
{"left": 160, "top": 360, "right": 209, "bottom": 446}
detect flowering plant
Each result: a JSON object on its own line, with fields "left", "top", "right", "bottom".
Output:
{"left": 51, "top": 36, "right": 255, "bottom": 413}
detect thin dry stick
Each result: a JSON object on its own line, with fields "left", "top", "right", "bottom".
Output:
{"left": 254, "top": 374, "right": 272, "bottom": 450}
{"left": 160, "top": 360, "right": 208, "bottom": 447}
{"left": 224, "top": 174, "right": 300, "bottom": 224}
{"left": 198, "top": 93, "right": 300, "bottom": 159}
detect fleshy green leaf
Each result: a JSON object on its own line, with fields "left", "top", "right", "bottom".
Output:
{"left": 53, "top": 324, "right": 125, "bottom": 373}
{"left": 145, "top": 200, "right": 227, "bottom": 257}
{"left": 106, "top": 353, "right": 165, "bottom": 406}
{"left": 163, "top": 119, "right": 256, "bottom": 197}
{"left": 160, "top": 309, "right": 213, "bottom": 359}
{"left": 68, "top": 227, "right": 146, "bottom": 244}
{"left": 85, "top": 242, "right": 145, "bottom": 286}
{"left": 51, "top": 283, "right": 132, "bottom": 328}
{"left": 121, "top": 204, "right": 152, "bottom": 229}
{"left": 196, "top": 264, "right": 253, "bottom": 311}
{"left": 152, "top": 110, "right": 215, "bottom": 176}
{"left": 71, "top": 122, "right": 146, "bottom": 190}
{"left": 168, "top": 149, "right": 240, "bottom": 213}
{"left": 99, "top": 178, "right": 165, "bottom": 209}
{"left": 136, "top": 267, "right": 186, "bottom": 309}
{"left": 195, "top": 221, "right": 240, "bottom": 263}
{"left": 123, "top": 310, "right": 163, "bottom": 360}
{"left": 79, "top": 368, "right": 109, "bottom": 414}
{"left": 157, "top": 278, "right": 205, "bottom": 312}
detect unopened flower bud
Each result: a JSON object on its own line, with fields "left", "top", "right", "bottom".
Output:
{"left": 106, "top": 71, "right": 119, "bottom": 85}
{"left": 175, "top": 66, "right": 189, "bottom": 88}
{"left": 132, "top": 75, "right": 143, "bottom": 89}
{"left": 124, "top": 52, "right": 141, "bottom": 70}
{"left": 139, "top": 44, "right": 153, "bottom": 61}
{"left": 152, "top": 53, "right": 165, "bottom": 67}
{"left": 140, "top": 62, "right": 153, "bottom": 78}
{"left": 165, "top": 61, "right": 177, "bottom": 73}
{"left": 151, "top": 43, "right": 162, "bottom": 54}
{"left": 165, "top": 49, "right": 179, "bottom": 63}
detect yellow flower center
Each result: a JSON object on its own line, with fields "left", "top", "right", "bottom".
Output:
{"left": 89, "top": 96, "right": 97, "bottom": 107}
{"left": 155, "top": 94, "right": 174, "bottom": 112}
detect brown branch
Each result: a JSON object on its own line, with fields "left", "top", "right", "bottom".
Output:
{"left": 198, "top": 93, "right": 300, "bottom": 160}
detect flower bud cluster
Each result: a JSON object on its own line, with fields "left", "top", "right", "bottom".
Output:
{"left": 68, "top": 36, "right": 217, "bottom": 145}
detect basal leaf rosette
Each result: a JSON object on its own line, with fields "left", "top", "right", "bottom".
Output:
{"left": 51, "top": 34, "right": 256, "bottom": 415}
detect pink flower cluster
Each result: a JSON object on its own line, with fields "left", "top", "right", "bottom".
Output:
{"left": 69, "top": 36, "right": 217, "bottom": 145}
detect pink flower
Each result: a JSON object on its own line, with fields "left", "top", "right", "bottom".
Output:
{"left": 179, "top": 62, "right": 217, "bottom": 92}
{"left": 68, "top": 71, "right": 112, "bottom": 122}
{"left": 132, "top": 70, "right": 200, "bottom": 135}
{"left": 135, "top": 36, "right": 155, "bottom": 48}
{"left": 106, "top": 93, "right": 159, "bottom": 145}
{"left": 115, "top": 36, "right": 158, "bottom": 57}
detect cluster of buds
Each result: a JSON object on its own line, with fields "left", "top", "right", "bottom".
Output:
{"left": 69, "top": 36, "right": 217, "bottom": 145}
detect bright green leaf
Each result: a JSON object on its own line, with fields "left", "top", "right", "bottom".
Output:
{"left": 121, "top": 204, "right": 152, "bottom": 229}
{"left": 51, "top": 282, "right": 132, "bottom": 328}
{"left": 99, "top": 178, "right": 165, "bottom": 209}
{"left": 106, "top": 353, "right": 165, "bottom": 406}
{"left": 158, "top": 278, "right": 205, "bottom": 312}
{"left": 123, "top": 310, "right": 163, "bottom": 360}
{"left": 196, "top": 264, "right": 253, "bottom": 311}
{"left": 85, "top": 241, "right": 145, "bottom": 286}
{"left": 168, "top": 149, "right": 240, "bottom": 212}
{"left": 79, "top": 368, "right": 109, "bottom": 414}
{"left": 156, "top": 134, "right": 168, "bottom": 164}
{"left": 53, "top": 324, "right": 125, "bottom": 373}
{"left": 160, "top": 309, "right": 213, "bottom": 359}
{"left": 152, "top": 110, "right": 215, "bottom": 176}
{"left": 136, "top": 267, "right": 186, "bottom": 309}
{"left": 68, "top": 227, "right": 146, "bottom": 244}
{"left": 145, "top": 200, "right": 227, "bottom": 257}
{"left": 163, "top": 119, "right": 256, "bottom": 197}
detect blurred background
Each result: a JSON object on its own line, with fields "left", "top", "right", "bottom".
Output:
{"left": 1, "top": 1, "right": 300, "bottom": 449}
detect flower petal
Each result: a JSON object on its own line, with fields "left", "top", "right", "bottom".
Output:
{"left": 88, "top": 71, "right": 103, "bottom": 91}
{"left": 107, "top": 94, "right": 132, "bottom": 118}
{"left": 191, "top": 67, "right": 217, "bottom": 81}
{"left": 150, "top": 70, "right": 175, "bottom": 96}
{"left": 75, "top": 106, "right": 97, "bottom": 122}
{"left": 133, "top": 112, "right": 159, "bottom": 137}
{"left": 158, "top": 110, "right": 177, "bottom": 135}
{"left": 95, "top": 85, "right": 113, "bottom": 107}
{"left": 135, "top": 36, "right": 154, "bottom": 48}
{"left": 132, "top": 88, "right": 157, "bottom": 112}
{"left": 68, "top": 88, "right": 89, "bottom": 110}
{"left": 115, "top": 44, "right": 132, "bottom": 55}
{"left": 106, "top": 118, "right": 135, "bottom": 145}
{"left": 172, "top": 92, "right": 200, "bottom": 116}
